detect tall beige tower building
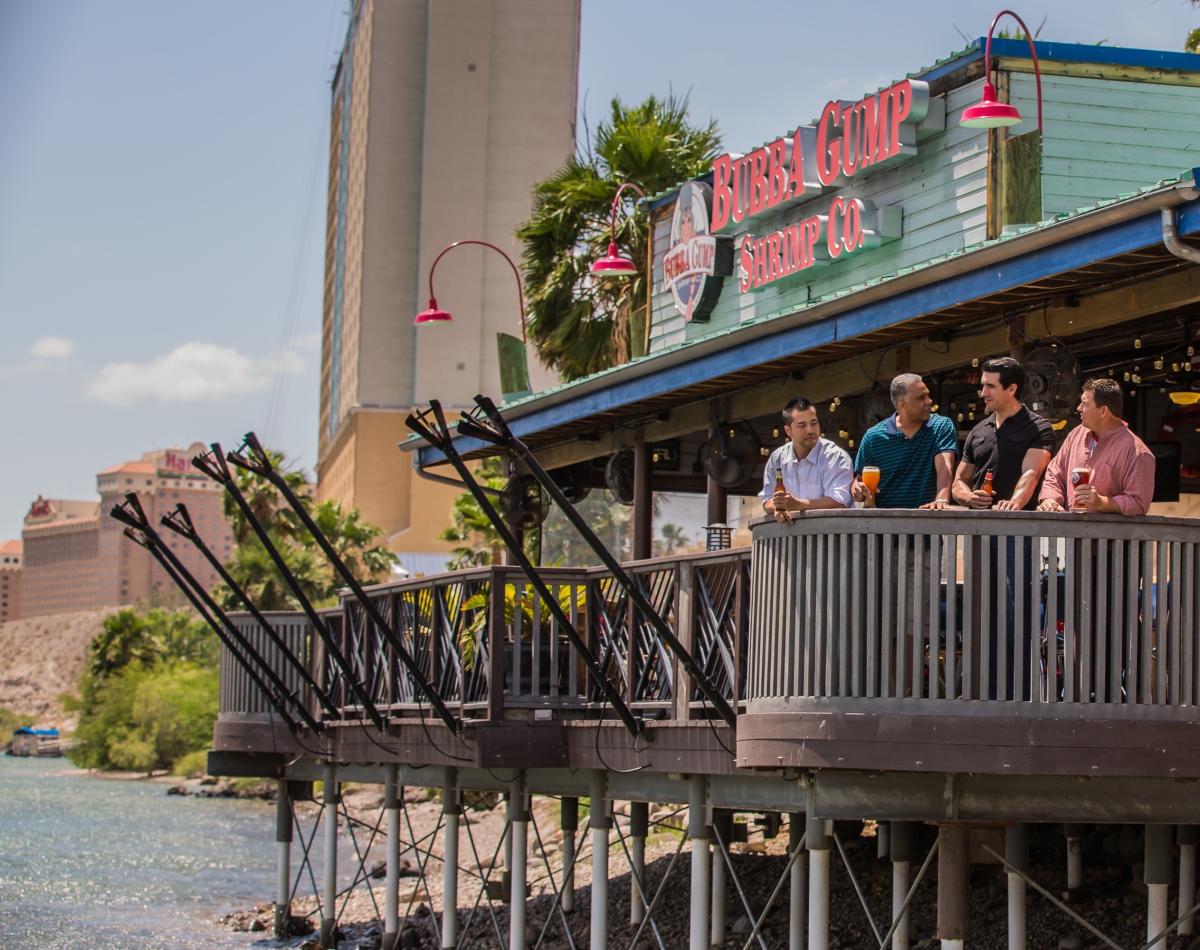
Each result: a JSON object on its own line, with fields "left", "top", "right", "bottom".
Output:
{"left": 317, "top": 0, "right": 579, "bottom": 569}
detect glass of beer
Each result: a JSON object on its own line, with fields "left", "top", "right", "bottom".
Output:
{"left": 1071, "top": 467, "right": 1091, "bottom": 510}
{"left": 861, "top": 466, "right": 881, "bottom": 508}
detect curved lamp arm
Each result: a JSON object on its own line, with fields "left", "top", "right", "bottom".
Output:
{"left": 423, "top": 239, "right": 527, "bottom": 341}
{"left": 982, "top": 9, "right": 1043, "bottom": 134}
{"left": 606, "top": 182, "right": 648, "bottom": 242}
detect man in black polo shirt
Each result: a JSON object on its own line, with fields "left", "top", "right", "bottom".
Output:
{"left": 953, "top": 357, "right": 1054, "bottom": 700}
{"left": 953, "top": 357, "right": 1055, "bottom": 510}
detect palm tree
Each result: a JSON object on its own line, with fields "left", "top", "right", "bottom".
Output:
{"left": 518, "top": 95, "right": 721, "bottom": 381}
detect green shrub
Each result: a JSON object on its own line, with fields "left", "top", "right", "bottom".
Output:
{"left": 172, "top": 749, "right": 210, "bottom": 778}
{"left": 0, "top": 707, "right": 34, "bottom": 746}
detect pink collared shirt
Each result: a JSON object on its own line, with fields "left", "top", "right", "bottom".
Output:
{"left": 1039, "top": 421, "right": 1156, "bottom": 516}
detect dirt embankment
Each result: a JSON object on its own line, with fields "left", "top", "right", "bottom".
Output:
{"left": 0, "top": 608, "right": 115, "bottom": 724}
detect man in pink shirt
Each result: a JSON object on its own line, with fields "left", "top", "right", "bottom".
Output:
{"left": 1038, "top": 378, "right": 1156, "bottom": 515}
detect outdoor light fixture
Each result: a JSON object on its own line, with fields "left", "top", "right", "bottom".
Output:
{"left": 959, "top": 9, "right": 1044, "bottom": 134}
{"left": 415, "top": 239, "right": 527, "bottom": 340}
{"left": 1170, "top": 391, "right": 1200, "bottom": 406}
{"left": 590, "top": 182, "right": 648, "bottom": 276}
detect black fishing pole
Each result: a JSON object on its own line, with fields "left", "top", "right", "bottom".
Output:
{"left": 159, "top": 502, "right": 341, "bottom": 720}
{"left": 461, "top": 394, "right": 737, "bottom": 728}
{"left": 407, "top": 401, "right": 643, "bottom": 739}
{"left": 118, "top": 523, "right": 305, "bottom": 734}
{"left": 226, "top": 432, "right": 462, "bottom": 736}
{"left": 189, "top": 447, "right": 387, "bottom": 732}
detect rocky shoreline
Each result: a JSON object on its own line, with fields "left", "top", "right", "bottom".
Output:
{"left": 203, "top": 784, "right": 1200, "bottom": 949}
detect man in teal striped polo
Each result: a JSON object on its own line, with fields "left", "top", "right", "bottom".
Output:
{"left": 852, "top": 373, "right": 958, "bottom": 508}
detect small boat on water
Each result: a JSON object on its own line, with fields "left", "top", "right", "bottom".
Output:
{"left": 7, "top": 727, "right": 62, "bottom": 757}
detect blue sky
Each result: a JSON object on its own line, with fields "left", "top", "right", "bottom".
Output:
{"left": 2, "top": 0, "right": 1197, "bottom": 539}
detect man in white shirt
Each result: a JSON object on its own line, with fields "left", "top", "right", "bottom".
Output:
{"left": 759, "top": 396, "right": 853, "bottom": 523}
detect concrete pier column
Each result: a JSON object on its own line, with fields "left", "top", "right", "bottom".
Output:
{"left": 1065, "top": 823, "right": 1084, "bottom": 892}
{"left": 711, "top": 809, "right": 732, "bottom": 946}
{"left": 789, "top": 813, "right": 807, "bottom": 950}
{"left": 807, "top": 816, "right": 830, "bottom": 950}
{"left": 688, "top": 777, "right": 712, "bottom": 950}
{"left": 1146, "top": 824, "right": 1173, "bottom": 948}
{"left": 561, "top": 797, "right": 578, "bottom": 913}
{"left": 937, "top": 824, "right": 969, "bottom": 950}
{"left": 1179, "top": 825, "right": 1198, "bottom": 936}
{"left": 877, "top": 820, "right": 891, "bottom": 860}
{"left": 508, "top": 778, "right": 529, "bottom": 950}
{"left": 629, "top": 801, "right": 648, "bottom": 926}
{"left": 1006, "top": 824, "right": 1029, "bottom": 950}
{"left": 891, "top": 822, "right": 916, "bottom": 950}
{"left": 442, "top": 771, "right": 461, "bottom": 950}
{"left": 589, "top": 772, "right": 611, "bottom": 950}
{"left": 320, "top": 763, "right": 339, "bottom": 949}
{"left": 274, "top": 779, "right": 293, "bottom": 938}
{"left": 382, "top": 766, "right": 400, "bottom": 950}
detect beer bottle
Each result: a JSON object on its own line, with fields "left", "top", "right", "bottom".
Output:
{"left": 982, "top": 470, "right": 995, "bottom": 495}
{"left": 774, "top": 470, "right": 785, "bottom": 494}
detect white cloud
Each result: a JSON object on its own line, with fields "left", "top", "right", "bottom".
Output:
{"left": 85, "top": 341, "right": 306, "bottom": 408}
{"left": 30, "top": 336, "right": 74, "bottom": 360}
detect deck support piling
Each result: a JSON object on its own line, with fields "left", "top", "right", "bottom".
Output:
{"left": 561, "top": 797, "right": 578, "bottom": 913}
{"left": 807, "top": 816, "right": 830, "bottom": 950}
{"left": 937, "top": 824, "right": 969, "bottom": 950}
{"left": 509, "top": 778, "right": 529, "bottom": 950}
{"left": 1146, "top": 824, "right": 1173, "bottom": 947}
{"left": 1180, "top": 825, "right": 1199, "bottom": 935}
{"left": 689, "top": 777, "right": 712, "bottom": 950}
{"left": 878, "top": 820, "right": 890, "bottom": 860}
{"left": 382, "top": 766, "right": 400, "bottom": 950}
{"left": 1065, "top": 823, "right": 1084, "bottom": 892}
{"left": 892, "top": 821, "right": 915, "bottom": 950}
{"left": 1005, "top": 824, "right": 1029, "bottom": 950}
{"left": 590, "top": 772, "right": 610, "bottom": 950}
{"left": 789, "top": 813, "right": 807, "bottom": 950}
{"left": 711, "top": 809, "right": 731, "bottom": 946}
{"left": 442, "top": 771, "right": 460, "bottom": 950}
{"left": 320, "top": 763, "right": 339, "bottom": 949}
{"left": 630, "top": 801, "right": 648, "bottom": 926}
{"left": 274, "top": 779, "right": 292, "bottom": 938}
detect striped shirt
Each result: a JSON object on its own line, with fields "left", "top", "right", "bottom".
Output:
{"left": 758, "top": 438, "right": 853, "bottom": 509}
{"left": 854, "top": 414, "right": 958, "bottom": 509}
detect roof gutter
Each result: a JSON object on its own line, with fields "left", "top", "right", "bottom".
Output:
{"left": 410, "top": 176, "right": 1199, "bottom": 466}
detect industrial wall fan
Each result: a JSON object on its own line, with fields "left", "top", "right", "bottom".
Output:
{"left": 859, "top": 388, "right": 896, "bottom": 431}
{"left": 605, "top": 449, "right": 635, "bottom": 505}
{"left": 1023, "top": 342, "right": 1079, "bottom": 423}
{"left": 551, "top": 462, "right": 592, "bottom": 504}
{"left": 702, "top": 422, "right": 762, "bottom": 489}
{"left": 500, "top": 474, "right": 550, "bottom": 530}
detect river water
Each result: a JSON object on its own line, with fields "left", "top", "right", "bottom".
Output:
{"left": 0, "top": 756, "right": 286, "bottom": 949}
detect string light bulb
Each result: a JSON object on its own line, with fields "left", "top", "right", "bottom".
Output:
{"left": 1123, "top": 371, "right": 1131, "bottom": 381}
{"left": 1154, "top": 358, "right": 1164, "bottom": 371}
{"left": 1189, "top": 345, "right": 1195, "bottom": 358}
{"left": 971, "top": 357, "right": 979, "bottom": 368}
{"left": 1134, "top": 337, "right": 1142, "bottom": 349}
{"left": 1173, "top": 363, "right": 1181, "bottom": 373}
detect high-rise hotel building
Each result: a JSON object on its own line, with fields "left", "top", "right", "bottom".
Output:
{"left": 316, "top": 0, "right": 579, "bottom": 570}
{"left": 19, "top": 446, "right": 233, "bottom": 618}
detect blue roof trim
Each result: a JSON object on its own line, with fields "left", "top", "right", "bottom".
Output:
{"left": 420, "top": 197, "right": 1200, "bottom": 467}
{"left": 983, "top": 37, "right": 1200, "bottom": 73}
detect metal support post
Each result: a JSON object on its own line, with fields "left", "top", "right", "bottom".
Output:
{"left": 509, "top": 779, "right": 529, "bottom": 950}
{"left": 891, "top": 821, "right": 915, "bottom": 950}
{"left": 1065, "top": 823, "right": 1084, "bottom": 892}
{"left": 789, "top": 813, "right": 807, "bottom": 950}
{"left": 877, "top": 820, "right": 890, "bottom": 861}
{"left": 1006, "top": 824, "right": 1029, "bottom": 950}
{"left": 590, "top": 772, "right": 610, "bottom": 950}
{"left": 1146, "top": 824, "right": 1173, "bottom": 948}
{"left": 442, "top": 771, "right": 460, "bottom": 950}
{"left": 561, "top": 797, "right": 578, "bottom": 913}
{"left": 274, "top": 779, "right": 293, "bottom": 938}
{"left": 689, "top": 777, "right": 712, "bottom": 950}
{"left": 1180, "top": 825, "right": 1199, "bottom": 937}
{"left": 382, "top": 766, "right": 400, "bottom": 950}
{"left": 711, "top": 809, "right": 731, "bottom": 946}
{"left": 320, "top": 764, "right": 339, "bottom": 949}
{"left": 630, "top": 801, "right": 648, "bottom": 926}
{"left": 807, "top": 816, "right": 830, "bottom": 950}
{"left": 937, "top": 824, "right": 969, "bottom": 950}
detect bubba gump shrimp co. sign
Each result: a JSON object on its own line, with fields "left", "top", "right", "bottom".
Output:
{"left": 717, "top": 78, "right": 931, "bottom": 294}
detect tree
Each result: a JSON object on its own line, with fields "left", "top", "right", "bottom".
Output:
{"left": 439, "top": 457, "right": 507, "bottom": 569}
{"left": 221, "top": 446, "right": 309, "bottom": 546}
{"left": 518, "top": 95, "right": 721, "bottom": 380}
{"left": 654, "top": 522, "right": 691, "bottom": 557}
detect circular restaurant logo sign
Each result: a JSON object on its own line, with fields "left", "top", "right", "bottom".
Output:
{"left": 663, "top": 181, "right": 732, "bottom": 323}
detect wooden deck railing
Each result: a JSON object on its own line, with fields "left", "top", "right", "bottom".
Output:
{"left": 748, "top": 510, "right": 1200, "bottom": 710}
{"left": 216, "top": 548, "right": 752, "bottom": 725}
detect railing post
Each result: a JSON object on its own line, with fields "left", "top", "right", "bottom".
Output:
{"left": 487, "top": 568, "right": 506, "bottom": 721}
{"left": 674, "top": 563, "right": 695, "bottom": 720}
